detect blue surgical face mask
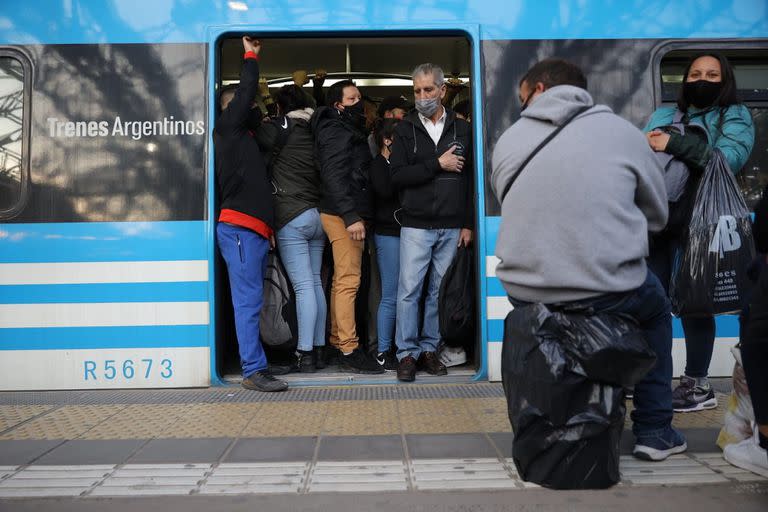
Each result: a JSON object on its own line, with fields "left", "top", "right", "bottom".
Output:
{"left": 415, "top": 97, "right": 440, "bottom": 118}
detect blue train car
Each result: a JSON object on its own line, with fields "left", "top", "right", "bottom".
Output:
{"left": 0, "top": 1, "right": 766, "bottom": 389}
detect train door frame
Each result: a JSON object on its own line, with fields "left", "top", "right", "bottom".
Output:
{"left": 650, "top": 38, "right": 768, "bottom": 377}
{"left": 206, "top": 25, "right": 490, "bottom": 386}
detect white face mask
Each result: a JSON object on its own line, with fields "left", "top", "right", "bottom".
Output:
{"left": 415, "top": 97, "right": 440, "bottom": 117}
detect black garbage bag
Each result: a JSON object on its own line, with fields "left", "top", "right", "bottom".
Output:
{"left": 439, "top": 245, "right": 475, "bottom": 348}
{"left": 670, "top": 150, "right": 756, "bottom": 317}
{"left": 501, "top": 303, "right": 655, "bottom": 489}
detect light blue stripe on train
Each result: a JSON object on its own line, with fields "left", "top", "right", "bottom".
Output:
{"left": 0, "top": 221, "right": 207, "bottom": 263}
{"left": 483, "top": 216, "right": 742, "bottom": 340}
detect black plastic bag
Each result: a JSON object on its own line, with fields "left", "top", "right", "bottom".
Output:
{"left": 260, "top": 252, "right": 298, "bottom": 349}
{"left": 439, "top": 245, "right": 475, "bottom": 348}
{"left": 671, "top": 150, "right": 756, "bottom": 317}
{"left": 501, "top": 303, "right": 655, "bottom": 489}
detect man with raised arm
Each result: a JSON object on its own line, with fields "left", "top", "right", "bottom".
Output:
{"left": 214, "top": 36, "right": 287, "bottom": 392}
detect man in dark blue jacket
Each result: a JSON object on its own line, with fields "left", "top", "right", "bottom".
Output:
{"left": 214, "top": 36, "right": 287, "bottom": 392}
{"left": 390, "top": 63, "right": 474, "bottom": 382}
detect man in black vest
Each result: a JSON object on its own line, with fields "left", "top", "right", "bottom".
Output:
{"left": 389, "top": 63, "right": 474, "bottom": 382}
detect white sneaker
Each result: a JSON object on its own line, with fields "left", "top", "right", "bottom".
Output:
{"left": 723, "top": 434, "right": 768, "bottom": 478}
{"left": 438, "top": 345, "right": 467, "bottom": 367}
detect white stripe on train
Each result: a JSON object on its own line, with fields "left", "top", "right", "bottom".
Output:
{"left": 0, "top": 302, "right": 209, "bottom": 328}
{"left": 0, "top": 260, "right": 208, "bottom": 285}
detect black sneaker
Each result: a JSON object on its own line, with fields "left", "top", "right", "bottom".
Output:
{"left": 397, "top": 355, "right": 417, "bottom": 382}
{"left": 296, "top": 350, "right": 316, "bottom": 373}
{"left": 268, "top": 362, "right": 296, "bottom": 375}
{"left": 340, "top": 348, "right": 385, "bottom": 374}
{"left": 242, "top": 371, "right": 288, "bottom": 392}
{"left": 672, "top": 375, "right": 717, "bottom": 412}
{"left": 314, "top": 346, "right": 326, "bottom": 370}
{"left": 377, "top": 350, "right": 399, "bottom": 371}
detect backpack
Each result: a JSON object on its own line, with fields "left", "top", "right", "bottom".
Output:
{"left": 438, "top": 245, "right": 475, "bottom": 348}
{"left": 259, "top": 251, "right": 298, "bottom": 349}
{"left": 653, "top": 110, "right": 709, "bottom": 238}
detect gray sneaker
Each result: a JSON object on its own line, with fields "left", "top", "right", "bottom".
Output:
{"left": 672, "top": 375, "right": 717, "bottom": 412}
{"left": 242, "top": 371, "right": 288, "bottom": 392}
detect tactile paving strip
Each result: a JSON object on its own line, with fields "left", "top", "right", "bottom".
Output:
{"left": 0, "top": 453, "right": 758, "bottom": 497}
{"left": 0, "top": 383, "right": 507, "bottom": 406}
{"left": 200, "top": 462, "right": 308, "bottom": 494}
{"left": 0, "top": 405, "right": 125, "bottom": 440}
{"left": 0, "top": 405, "right": 55, "bottom": 433}
{"left": 398, "top": 399, "right": 480, "bottom": 434}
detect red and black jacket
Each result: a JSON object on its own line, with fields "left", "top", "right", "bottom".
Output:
{"left": 214, "top": 52, "right": 274, "bottom": 239}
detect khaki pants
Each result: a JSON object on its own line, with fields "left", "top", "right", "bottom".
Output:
{"left": 320, "top": 213, "right": 363, "bottom": 353}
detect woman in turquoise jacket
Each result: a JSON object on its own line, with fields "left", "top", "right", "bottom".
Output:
{"left": 645, "top": 52, "right": 755, "bottom": 413}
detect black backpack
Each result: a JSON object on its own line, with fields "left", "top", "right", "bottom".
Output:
{"left": 259, "top": 251, "right": 298, "bottom": 350}
{"left": 438, "top": 245, "right": 475, "bottom": 348}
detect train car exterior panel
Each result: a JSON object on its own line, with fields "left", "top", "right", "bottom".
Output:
{"left": 0, "top": 1, "right": 766, "bottom": 389}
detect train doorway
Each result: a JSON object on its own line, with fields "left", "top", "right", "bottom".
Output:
{"left": 212, "top": 33, "right": 479, "bottom": 385}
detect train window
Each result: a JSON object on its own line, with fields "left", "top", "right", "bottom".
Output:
{"left": 660, "top": 49, "right": 768, "bottom": 208}
{"left": 0, "top": 54, "right": 27, "bottom": 218}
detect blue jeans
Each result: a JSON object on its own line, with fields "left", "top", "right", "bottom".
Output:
{"left": 396, "top": 227, "right": 460, "bottom": 360}
{"left": 216, "top": 222, "right": 269, "bottom": 377}
{"left": 277, "top": 208, "right": 327, "bottom": 352}
{"left": 375, "top": 234, "right": 400, "bottom": 353}
{"left": 571, "top": 270, "right": 674, "bottom": 437}
{"left": 648, "top": 236, "right": 714, "bottom": 378}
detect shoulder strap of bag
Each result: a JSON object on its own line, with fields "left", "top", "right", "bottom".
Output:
{"left": 500, "top": 105, "right": 591, "bottom": 204}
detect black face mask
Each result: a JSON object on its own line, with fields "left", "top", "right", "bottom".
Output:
{"left": 683, "top": 80, "right": 723, "bottom": 109}
{"left": 343, "top": 101, "right": 367, "bottom": 129}
{"left": 520, "top": 89, "right": 536, "bottom": 112}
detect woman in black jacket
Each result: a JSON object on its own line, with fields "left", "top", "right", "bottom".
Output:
{"left": 255, "top": 85, "right": 325, "bottom": 372}
{"left": 370, "top": 119, "right": 400, "bottom": 371}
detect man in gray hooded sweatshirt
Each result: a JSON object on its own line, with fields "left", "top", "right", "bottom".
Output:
{"left": 491, "top": 58, "right": 686, "bottom": 462}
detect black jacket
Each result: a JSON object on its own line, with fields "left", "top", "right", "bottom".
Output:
{"left": 311, "top": 106, "right": 373, "bottom": 226}
{"left": 370, "top": 154, "right": 401, "bottom": 237}
{"left": 254, "top": 114, "right": 320, "bottom": 230}
{"left": 390, "top": 109, "right": 473, "bottom": 229}
{"left": 755, "top": 185, "right": 768, "bottom": 254}
{"left": 213, "top": 57, "right": 274, "bottom": 231}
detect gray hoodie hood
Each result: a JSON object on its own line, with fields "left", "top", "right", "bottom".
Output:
{"left": 522, "top": 85, "right": 606, "bottom": 125}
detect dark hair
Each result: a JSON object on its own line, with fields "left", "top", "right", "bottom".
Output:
{"left": 218, "top": 84, "right": 238, "bottom": 109}
{"left": 676, "top": 52, "right": 740, "bottom": 112}
{"left": 327, "top": 79, "right": 357, "bottom": 108}
{"left": 453, "top": 99, "right": 471, "bottom": 119}
{"left": 276, "top": 84, "right": 310, "bottom": 114}
{"left": 519, "top": 58, "right": 587, "bottom": 91}
{"left": 373, "top": 118, "right": 398, "bottom": 150}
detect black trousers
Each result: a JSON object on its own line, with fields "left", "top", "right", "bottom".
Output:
{"left": 742, "top": 261, "right": 768, "bottom": 430}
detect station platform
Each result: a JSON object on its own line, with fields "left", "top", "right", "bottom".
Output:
{"left": 0, "top": 379, "right": 765, "bottom": 500}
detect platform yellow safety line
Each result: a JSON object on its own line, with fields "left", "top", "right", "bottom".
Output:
{"left": 0, "top": 395, "right": 731, "bottom": 440}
